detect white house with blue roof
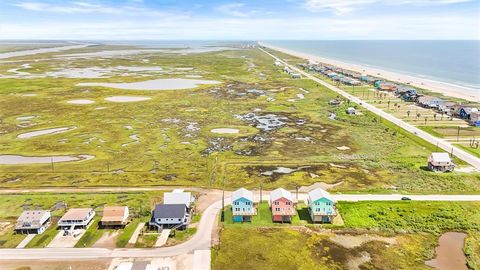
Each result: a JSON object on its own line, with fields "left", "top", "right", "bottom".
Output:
{"left": 231, "top": 188, "right": 256, "bottom": 222}
{"left": 307, "top": 188, "right": 336, "bottom": 223}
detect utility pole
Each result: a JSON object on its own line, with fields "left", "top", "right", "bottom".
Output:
{"left": 260, "top": 183, "right": 263, "bottom": 203}
{"left": 221, "top": 166, "right": 226, "bottom": 222}
{"left": 221, "top": 187, "right": 225, "bottom": 222}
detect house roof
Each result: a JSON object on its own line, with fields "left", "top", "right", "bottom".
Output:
{"left": 308, "top": 188, "right": 334, "bottom": 202}
{"left": 101, "top": 206, "right": 128, "bottom": 222}
{"left": 16, "top": 210, "right": 50, "bottom": 229}
{"left": 59, "top": 208, "right": 93, "bottom": 221}
{"left": 270, "top": 188, "right": 293, "bottom": 202}
{"left": 164, "top": 191, "right": 193, "bottom": 206}
{"left": 430, "top": 152, "right": 452, "bottom": 163}
{"left": 232, "top": 188, "right": 253, "bottom": 202}
{"left": 152, "top": 204, "right": 186, "bottom": 219}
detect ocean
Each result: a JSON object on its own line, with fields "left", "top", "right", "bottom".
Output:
{"left": 263, "top": 40, "right": 480, "bottom": 91}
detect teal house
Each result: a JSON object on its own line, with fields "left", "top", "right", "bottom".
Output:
{"left": 232, "top": 188, "right": 256, "bottom": 222}
{"left": 307, "top": 188, "right": 336, "bottom": 223}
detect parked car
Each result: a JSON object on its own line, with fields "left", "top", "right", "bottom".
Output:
{"left": 401, "top": 197, "right": 411, "bottom": 201}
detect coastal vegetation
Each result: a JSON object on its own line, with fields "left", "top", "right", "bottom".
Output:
{"left": 1, "top": 46, "right": 478, "bottom": 195}
{"left": 213, "top": 226, "right": 437, "bottom": 270}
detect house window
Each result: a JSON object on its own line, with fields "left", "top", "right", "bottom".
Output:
{"left": 235, "top": 208, "right": 240, "bottom": 212}
{"left": 234, "top": 201, "right": 239, "bottom": 205}
{"left": 286, "top": 202, "right": 291, "bottom": 205}
{"left": 274, "top": 201, "right": 279, "bottom": 205}
{"left": 275, "top": 208, "right": 280, "bottom": 211}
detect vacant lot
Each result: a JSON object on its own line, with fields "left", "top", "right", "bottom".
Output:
{"left": 213, "top": 226, "right": 437, "bottom": 270}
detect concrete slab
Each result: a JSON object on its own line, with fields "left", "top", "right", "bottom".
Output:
{"left": 155, "top": 229, "right": 171, "bottom": 247}
{"left": 128, "top": 222, "right": 144, "bottom": 245}
{"left": 47, "top": 229, "right": 85, "bottom": 248}
{"left": 193, "top": 249, "right": 211, "bottom": 270}
{"left": 16, "top": 234, "right": 35, "bottom": 249}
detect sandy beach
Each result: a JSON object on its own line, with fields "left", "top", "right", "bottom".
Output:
{"left": 259, "top": 42, "right": 480, "bottom": 102}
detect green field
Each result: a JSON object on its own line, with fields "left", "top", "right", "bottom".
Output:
{"left": 338, "top": 201, "right": 480, "bottom": 234}
{"left": 213, "top": 226, "right": 437, "bottom": 270}
{"left": 1, "top": 45, "right": 479, "bottom": 194}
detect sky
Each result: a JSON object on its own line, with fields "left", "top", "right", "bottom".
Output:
{"left": 0, "top": 0, "right": 479, "bottom": 40}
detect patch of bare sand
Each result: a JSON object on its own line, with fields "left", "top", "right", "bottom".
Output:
{"left": 92, "top": 231, "right": 119, "bottom": 248}
{"left": 0, "top": 259, "right": 111, "bottom": 270}
{"left": 347, "top": 252, "right": 371, "bottom": 270}
{"left": 329, "top": 234, "right": 397, "bottom": 249}
{"left": 0, "top": 221, "right": 11, "bottom": 232}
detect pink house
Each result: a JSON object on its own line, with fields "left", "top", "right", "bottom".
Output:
{"left": 270, "top": 188, "right": 296, "bottom": 223}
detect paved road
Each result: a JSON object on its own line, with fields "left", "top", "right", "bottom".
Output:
{"left": 258, "top": 46, "right": 480, "bottom": 170}
{"left": 2, "top": 192, "right": 480, "bottom": 260}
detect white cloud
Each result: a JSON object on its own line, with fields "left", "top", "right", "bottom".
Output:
{"left": 304, "top": 0, "right": 476, "bottom": 14}
{"left": 1, "top": 14, "right": 478, "bottom": 40}
{"left": 304, "top": 0, "right": 376, "bottom": 15}
{"left": 13, "top": 1, "right": 174, "bottom": 16}
{"left": 216, "top": 3, "right": 257, "bottom": 17}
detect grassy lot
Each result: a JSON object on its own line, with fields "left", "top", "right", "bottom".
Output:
{"left": 75, "top": 216, "right": 105, "bottom": 247}
{"left": 116, "top": 218, "right": 147, "bottom": 248}
{"left": 212, "top": 226, "right": 437, "bottom": 270}
{"left": 465, "top": 232, "right": 480, "bottom": 270}
{"left": 338, "top": 201, "right": 480, "bottom": 234}
{"left": 457, "top": 144, "right": 480, "bottom": 158}
{"left": 134, "top": 233, "right": 158, "bottom": 248}
{"left": 0, "top": 227, "right": 26, "bottom": 248}
{"left": 25, "top": 219, "right": 59, "bottom": 248}
{"left": 166, "top": 228, "right": 197, "bottom": 246}
{"left": 0, "top": 46, "right": 478, "bottom": 194}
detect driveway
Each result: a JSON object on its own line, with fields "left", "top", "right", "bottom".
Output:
{"left": 48, "top": 229, "right": 86, "bottom": 248}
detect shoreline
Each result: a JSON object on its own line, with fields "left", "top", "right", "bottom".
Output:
{"left": 258, "top": 42, "right": 480, "bottom": 102}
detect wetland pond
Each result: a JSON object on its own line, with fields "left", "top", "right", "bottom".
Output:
{"left": 0, "top": 154, "right": 94, "bottom": 165}
{"left": 104, "top": 96, "right": 151, "bottom": 102}
{"left": 211, "top": 128, "right": 240, "bottom": 134}
{"left": 67, "top": 99, "right": 95, "bottom": 104}
{"left": 77, "top": 78, "right": 221, "bottom": 90}
{"left": 17, "top": 127, "right": 76, "bottom": 139}
{"left": 425, "top": 232, "right": 468, "bottom": 270}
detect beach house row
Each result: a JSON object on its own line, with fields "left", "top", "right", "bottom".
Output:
{"left": 281, "top": 65, "right": 302, "bottom": 79}
{"left": 300, "top": 61, "right": 480, "bottom": 126}
{"left": 14, "top": 206, "right": 129, "bottom": 235}
{"left": 231, "top": 187, "right": 336, "bottom": 223}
